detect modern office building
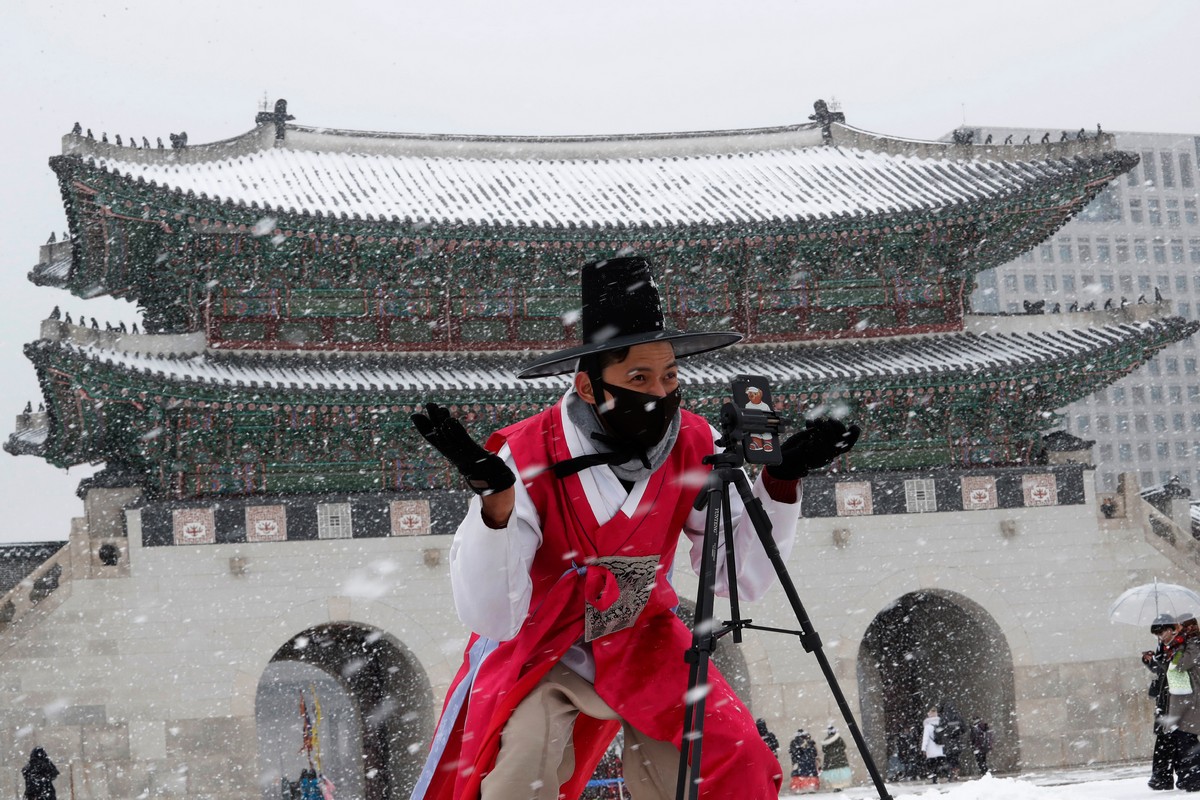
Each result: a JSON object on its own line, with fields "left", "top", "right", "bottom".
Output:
{"left": 970, "top": 128, "right": 1200, "bottom": 495}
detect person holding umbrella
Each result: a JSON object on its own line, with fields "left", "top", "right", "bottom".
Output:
{"left": 1144, "top": 613, "right": 1187, "bottom": 789}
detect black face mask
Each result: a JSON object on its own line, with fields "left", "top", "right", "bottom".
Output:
{"left": 593, "top": 381, "right": 681, "bottom": 453}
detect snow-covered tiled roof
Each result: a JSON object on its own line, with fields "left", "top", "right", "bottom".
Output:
{"left": 38, "top": 318, "right": 1193, "bottom": 396}
{"left": 68, "top": 121, "right": 1122, "bottom": 229}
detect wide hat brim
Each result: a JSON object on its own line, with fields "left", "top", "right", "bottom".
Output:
{"left": 516, "top": 329, "right": 743, "bottom": 379}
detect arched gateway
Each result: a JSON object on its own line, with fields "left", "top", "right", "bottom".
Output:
{"left": 857, "top": 590, "right": 1018, "bottom": 776}
{"left": 255, "top": 623, "right": 434, "bottom": 800}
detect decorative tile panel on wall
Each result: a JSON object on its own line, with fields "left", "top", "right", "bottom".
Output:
{"left": 961, "top": 476, "right": 999, "bottom": 511}
{"left": 1022, "top": 474, "right": 1059, "bottom": 507}
{"left": 245, "top": 505, "right": 288, "bottom": 542}
{"left": 172, "top": 508, "right": 216, "bottom": 545}
{"left": 836, "top": 481, "right": 874, "bottom": 516}
{"left": 389, "top": 500, "right": 432, "bottom": 536}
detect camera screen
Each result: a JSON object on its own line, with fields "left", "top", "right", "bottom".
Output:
{"left": 731, "top": 374, "right": 782, "bottom": 465}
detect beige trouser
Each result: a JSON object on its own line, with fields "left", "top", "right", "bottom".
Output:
{"left": 481, "top": 662, "right": 681, "bottom": 800}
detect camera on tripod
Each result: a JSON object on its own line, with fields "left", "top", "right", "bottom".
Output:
{"left": 723, "top": 374, "right": 784, "bottom": 466}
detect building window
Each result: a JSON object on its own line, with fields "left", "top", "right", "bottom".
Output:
{"left": 1021, "top": 250, "right": 1035, "bottom": 262}
{"left": 1023, "top": 274, "right": 1038, "bottom": 293}
{"left": 1142, "top": 470, "right": 1155, "bottom": 485}
{"left": 1076, "top": 415, "right": 1090, "bottom": 432}
{"left": 1190, "top": 240, "right": 1200, "bottom": 263}
{"left": 1040, "top": 244, "right": 1054, "bottom": 262}
{"left": 1177, "top": 274, "right": 1189, "bottom": 293}
{"left": 1187, "top": 200, "right": 1199, "bottom": 225}
{"left": 1182, "top": 153, "right": 1195, "bottom": 189}
{"left": 904, "top": 479, "right": 937, "bottom": 513}
{"left": 1081, "top": 274, "right": 1095, "bottom": 288}
{"left": 1153, "top": 415, "right": 1167, "bottom": 433}
{"left": 1097, "top": 415, "right": 1111, "bottom": 433}
{"left": 1059, "top": 241, "right": 1073, "bottom": 262}
{"left": 1149, "top": 360, "right": 1161, "bottom": 376}
{"left": 1167, "top": 357, "right": 1180, "bottom": 374}
{"left": 1190, "top": 386, "right": 1200, "bottom": 403}
{"left": 1112, "top": 387, "right": 1126, "bottom": 405}
{"left": 1139, "top": 275, "right": 1152, "bottom": 292}
{"left": 1157, "top": 441, "right": 1171, "bottom": 459}
{"left": 1180, "top": 302, "right": 1192, "bottom": 319}
{"left": 1179, "top": 441, "right": 1193, "bottom": 458}
{"left": 1062, "top": 274, "right": 1076, "bottom": 293}
{"left": 1173, "top": 241, "right": 1186, "bottom": 265}
{"left": 1174, "top": 413, "right": 1187, "bottom": 432}
{"left": 1099, "top": 444, "right": 1113, "bottom": 461}
{"left": 1143, "top": 151, "right": 1158, "bottom": 185}
{"left": 1041, "top": 274, "right": 1056, "bottom": 292}
{"left": 1137, "top": 442, "right": 1151, "bottom": 461}
{"left": 1152, "top": 386, "right": 1165, "bottom": 403}
{"left": 1149, "top": 199, "right": 1162, "bottom": 226}
{"left": 1158, "top": 274, "right": 1171, "bottom": 289}
{"left": 1154, "top": 241, "right": 1167, "bottom": 264}
{"left": 1168, "top": 199, "right": 1181, "bottom": 227}
{"left": 1135, "top": 414, "right": 1149, "bottom": 433}
{"left": 1194, "top": 412, "right": 1200, "bottom": 430}
{"left": 1128, "top": 167, "right": 1140, "bottom": 188}
{"left": 1133, "top": 386, "right": 1146, "bottom": 403}
{"left": 1120, "top": 274, "right": 1134, "bottom": 293}
{"left": 1130, "top": 199, "right": 1144, "bottom": 224}
{"left": 1119, "top": 442, "right": 1132, "bottom": 462}
{"left": 1004, "top": 274, "right": 1018, "bottom": 292}
{"left": 1186, "top": 358, "right": 1197, "bottom": 375}
{"left": 1135, "top": 240, "right": 1148, "bottom": 262}
{"left": 1116, "top": 240, "right": 1130, "bottom": 263}
{"left": 317, "top": 503, "right": 353, "bottom": 539}
{"left": 1162, "top": 152, "right": 1176, "bottom": 188}
{"left": 1100, "top": 274, "right": 1114, "bottom": 292}
{"left": 1097, "top": 239, "right": 1112, "bottom": 262}
{"left": 1116, "top": 414, "right": 1129, "bottom": 432}
{"left": 1170, "top": 386, "right": 1183, "bottom": 404}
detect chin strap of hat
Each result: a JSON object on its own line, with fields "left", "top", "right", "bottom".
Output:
{"left": 552, "top": 431, "right": 650, "bottom": 478}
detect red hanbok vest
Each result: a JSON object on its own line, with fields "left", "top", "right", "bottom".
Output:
{"left": 414, "top": 402, "right": 781, "bottom": 799}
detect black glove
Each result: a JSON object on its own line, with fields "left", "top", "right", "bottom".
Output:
{"left": 766, "top": 417, "right": 861, "bottom": 481}
{"left": 411, "top": 403, "right": 515, "bottom": 495}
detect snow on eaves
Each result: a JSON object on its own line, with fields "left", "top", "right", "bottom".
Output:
{"left": 44, "top": 320, "right": 1182, "bottom": 397}
{"left": 84, "top": 145, "right": 1083, "bottom": 229}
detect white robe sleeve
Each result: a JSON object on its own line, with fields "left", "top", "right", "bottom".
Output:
{"left": 448, "top": 443, "right": 542, "bottom": 641}
{"left": 682, "top": 439, "right": 801, "bottom": 603}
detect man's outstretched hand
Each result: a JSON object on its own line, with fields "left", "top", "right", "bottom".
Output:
{"left": 412, "top": 403, "right": 516, "bottom": 496}
{"left": 766, "top": 417, "right": 861, "bottom": 481}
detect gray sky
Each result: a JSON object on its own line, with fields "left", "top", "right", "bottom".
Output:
{"left": 1, "top": 0, "right": 1198, "bottom": 543}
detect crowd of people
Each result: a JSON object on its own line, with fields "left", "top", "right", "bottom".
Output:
{"left": 1143, "top": 611, "right": 1200, "bottom": 791}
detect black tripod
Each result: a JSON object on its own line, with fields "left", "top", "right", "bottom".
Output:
{"left": 674, "top": 406, "right": 892, "bottom": 800}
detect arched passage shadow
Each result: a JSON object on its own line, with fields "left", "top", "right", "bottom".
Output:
{"left": 857, "top": 590, "right": 1018, "bottom": 778}
{"left": 256, "top": 622, "right": 434, "bottom": 800}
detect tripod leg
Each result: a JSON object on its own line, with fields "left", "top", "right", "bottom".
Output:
{"left": 730, "top": 471, "right": 893, "bottom": 800}
{"left": 676, "top": 475, "right": 730, "bottom": 800}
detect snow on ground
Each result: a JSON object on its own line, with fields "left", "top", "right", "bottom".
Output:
{"left": 797, "top": 762, "right": 1167, "bottom": 799}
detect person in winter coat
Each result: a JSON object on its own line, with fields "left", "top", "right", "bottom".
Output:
{"left": 821, "top": 725, "right": 852, "bottom": 791}
{"left": 937, "top": 700, "right": 967, "bottom": 780}
{"left": 921, "top": 707, "right": 947, "bottom": 784}
{"left": 1144, "top": 613, "right": 1187, "bottom": 790}
{"left": 757, "top": 718, "right": 780, "bottom": 757}
{"left": 21, "top": 748, "right": 58, "bottom": 800}
{"left": 788, "top": 729, "right": 820, "bottom": 793}
{"left": 1163, "top": 613, "right": 1200, "bottom": 791}
{"left": 409, "top": 255, "right": 860, "bottom": 800}
{"left": 970, "top": 718, "right": 993, "bottom": 775}
{"left": 298, "top": 769, "right": 321, "bottom": 800}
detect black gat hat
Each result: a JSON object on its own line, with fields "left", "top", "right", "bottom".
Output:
{"left": 517, "top": 255, "right": 742, "bottom": 379}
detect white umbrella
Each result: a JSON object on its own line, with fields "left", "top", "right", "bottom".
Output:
{"left": 1108, "top": 580, "right": 1200, "bottom": 627}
